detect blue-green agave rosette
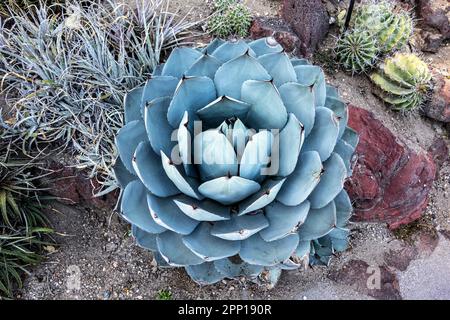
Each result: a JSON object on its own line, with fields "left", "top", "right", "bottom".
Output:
{"left": 114, "top": 38, "right": 359, "bottom": 287}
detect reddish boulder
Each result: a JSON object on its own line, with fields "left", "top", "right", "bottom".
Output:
{"left": 42, "top": 161, "right": 118, "bottom": 209}
{"left": 416, "top": 0, "right": 450, "bottom": 40}
{"left": 281, "top": 0, "right": 329, "bottom": 57}
{"left": 422, "top": 74, "right": 450, "bottom": 123}
{"left": 427, "top": 137, "right": 449, "bottom": 173}
{"left": 249, "top": 17, "right": 300, "bottom": 53}
{"left": 346, "top": 106, "right": 436, "bottom": 229}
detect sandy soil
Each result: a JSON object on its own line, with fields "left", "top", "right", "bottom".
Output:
{"left": 17, "top": 0, "right": 450, "bottom": 300}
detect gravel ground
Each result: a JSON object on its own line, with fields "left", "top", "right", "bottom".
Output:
{"left": 17, "top": 0, "right": 450, "bottom": 300}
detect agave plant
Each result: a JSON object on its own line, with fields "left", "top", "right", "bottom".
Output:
{"left": 371, "top": 53, "right": 431, "bottom": 111}
{"left": 114, "top": 38, "right": 358, "bottom": 286}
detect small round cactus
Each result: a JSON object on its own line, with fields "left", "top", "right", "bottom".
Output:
{"left": 208, "top": 0, "right": 252, "bottom": 38}
{"left": 370, "top": 53, "right": 431, "bottom": 111}
{"left": 336, "top": 30, "right": 378, "bottom": 74}
{"left": 352, "top": 1, "right": 413, "bottom": 54}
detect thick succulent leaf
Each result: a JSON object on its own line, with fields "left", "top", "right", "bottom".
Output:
{"left": 259, "top": 267, "right": 282, "bottom": 288}
{"left": 124, "top": 86, "right": 144, "bottom": 124}
{"left": 185, "top": 262, "right": 224, "bottom": 285}
{"left": 116, "top": 120, "right": 147, "bottom": 174}
{"left": 177, "top": 112, "right": 196, "bottom": 178}
{"left": 294, "top": 65, "right": 327, "bottom": 107}
{"left": 326, "top": 228, "right": 350, "bottom": 252}
{"left": 260, "top": 201, "right": 310, "bottom": 241}
{"left": 326, "top": 85, "right": 339, "bottom": 99}
{"left": 152, "top": 63, "right": 164, "bottom": 76}
{"left": 291, "top": 58, "right": 310, "bottom": 67}
{"left": 229, "top": 119, "right": 249, "bottom": 158}
{"left": 173, "top": 196, "right": 231, "bottom": 221}
{"left": 308, "top": 153, "right": 347, "bottom": 209}
{"left": 278, "top": 82, "right": 315, "bottom": 137}
{"left": 242, "top": 80, "right": 288, "bottom": 130}
{"left": 239, "top": 130, "right": 273, "bottom": 182}
{"left": 196, "top": 96, "right": 251, "bottom": 128}
{"left": 132, "top": 225, "right": 158, "bottom": 251}
{"left": 202, "top": 38, "right": 225, "bottom": 54}
{"left": 333, "top": 139, "right": 355, "bottom": 177}
{"left": 341, "top": 126, "right": 359, "bottom": 149}
{"left": 211, "top": 213, "right": 269, "bottom": 240}
{"left": 132, "top": 142, "right": 179, "bottom": 197}
{"left": 194, "top": 130, "right": 238, "bottom": 181}
{"left": 160, "top": 151, "right": 204, "bottom": 200}
{"left": 302, "top": 107, "right": 340, "bottom": 161}
{"left": 325, "top": 96, "right": 348, "bottom": 138}
{"left": 238, "top": 178, "right": 286, "bottom": 215}
{"left": 144, "top": 96, "right": 176, "bottom": 156}
{"left": 257, "top": 52, "right": 297, "bottom": 87}
{"left": 182, "top": 222, "right": 241, "bottom": 261}
{"left": 214, "top": 258, "right": 263, "bottom": 278}
{"left": 211, "top": 40, "right": 255, "bottom": 63}
{"left": 147, "top": 193, "right": 199, "bottom": 235}
{"left": 121, "top": 180, "right": 166, "bottom": 233}
{"left": 185, "top": 53, "right": 222, "bottom": 79}
{"left": 293, "top": 240, "right": 311, "bottom": 261}
{"left": 276, "top": 113, "right": 305, "bottom": 177}
{"left": 277, "top": 151, "right": 323, "bottom": 206}
{"left": 248, "top": 37, "right": 283, "bottom": 57}
{"left": 198, "top": 176, "right": 261, "bottom": 205}
{"left": 161, "top": 47, "right": 202, "bottom": 78}
{"left": 167, "top": 76, "right": 216, "bottom": 128}
{"left": 298, "top": 201, "right": 337, "bottom": 240}
{"left": 140, "top": 76, "right": 179, "bottom": 116}
{"left": 311, "top": 240, "right": 333, "bottom": 266}
{"left": 334, "top": 189, "right": 352, "bottom": 228}
{"left": 156, "top": 232, "right": 204, "bottom": 266}
{"left": 214, "top": 53, "right": 271, "bottom": 99}
{"left": 240, "top": 234, "right": 299, "bottom": 266}
{"left": 112, "top": 157, "right": 135, "bottom": 188}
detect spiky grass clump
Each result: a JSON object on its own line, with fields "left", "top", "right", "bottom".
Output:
{"left": 208, "top": 0, "right": 252, "bottom": 38}
{"left": 370, "top": 53, "right": 432, "bottom": 111}
{"left": 336, "top": 30, "right": 378, "bottom": 74}
{"left": 0, "top": 138, "right": 53, "bottom": 298}
{"left": 0, "top": 0, "right": 198, "bottom": 195}
{"left": 352, "top": 1, "right": 413, "bottom": 54}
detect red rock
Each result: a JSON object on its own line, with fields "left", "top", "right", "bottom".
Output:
{"left": 427, "top": 137, "right": 449, "bottom": 173}
{"left": 345, "top": 105, "right": 437, "bottom": 230}
{"left": 422, "top": 74, "right": 450, "bottom": 123}
{"left": 328, "top": 259, "right": 401, "bottom": 300}
{"left": 416, "top": 0, "right": 450, "bottom": 38}
{"left": 384, "top": 245, "right": 418, "bottom": 271}
{"left": 281, "top": 0, "right": 329, "bottom": 57}
{"left": 43, "top": 161, "right": 118, "bottom": 209}
{"left": 249, "top": 17, "right": 300, "bottom": 53}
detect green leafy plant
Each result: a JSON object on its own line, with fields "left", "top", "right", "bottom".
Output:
{"left": 370, "top": 53, "right": 432, "bottom": 111}
{"left": 208, "top": 0, "right": 252, "bottom": 38}
{"left": 0, "top": 137, "right": 53, "bottom": 298}
{"left": 115, "top": 37, "right": 358, "bottom": 287}
{"left": 156, "top": 289, "right": 173, "bottom": 300}
{"left": 336, "top": 30, "right": 378, "bottom": 74}
{"left": 0, "top": 0, "right": 199, "bottom": 195}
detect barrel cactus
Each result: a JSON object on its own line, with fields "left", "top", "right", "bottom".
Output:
{"left": 352, "top": 1, "right": 413, "bottom": 54}
{"left": 336, "top": 30, "right": 378, "bottom": 74}
{"left": 371, "top": 53, "right": 431, "bottom": 111}
{"left": 114, "top": 38, "right": 358, "bottom": 287}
